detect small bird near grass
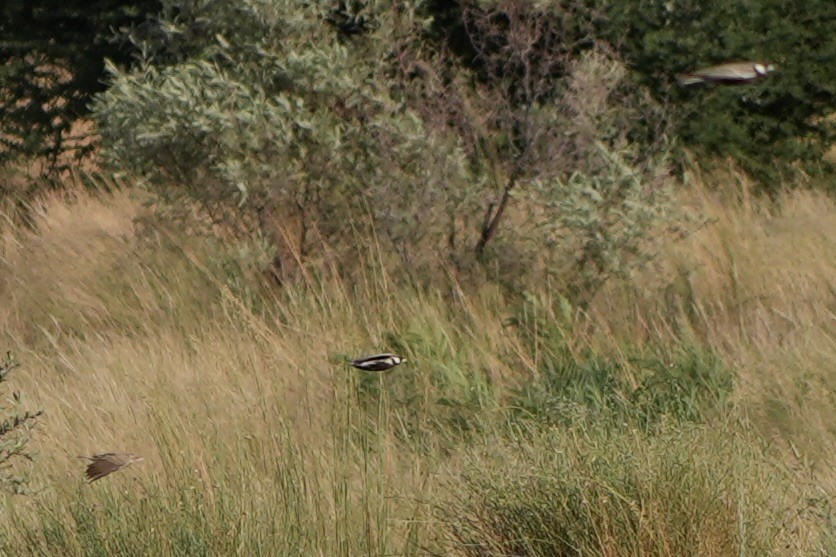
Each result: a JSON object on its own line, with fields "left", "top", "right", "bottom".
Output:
{"left": 79, "top": 453, "right": 144, "bottom": 483}
{"left": 350, "top": 353, "right": 406, "bottom": 372}
{"left": 676, "top": 61, "right": 776, "bottom": 86}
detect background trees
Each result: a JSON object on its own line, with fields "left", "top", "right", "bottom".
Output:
{"left": 599, "top": 0, "right": 836, "bottom": 193}
{"left": 3, "top": 0, "right": 832, "bottom": 187}
{"left": 0, "top": 1, "right": 161, "bottom": 170}
{"left": 1, "top": 0, "right": 833, "bottom": 286}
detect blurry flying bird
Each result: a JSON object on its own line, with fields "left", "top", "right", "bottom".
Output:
{"left": 80, "top": 453, "right": 144, "bottom": 483}
{"left": 350, "top": 353, "right": 406, "bottom": 372}
{"left": 676, "top": 61, "right": 776, "bottom": 86}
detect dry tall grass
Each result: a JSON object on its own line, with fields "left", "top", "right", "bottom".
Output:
{"left": 588, "top": 180, "right": 836, "bottom": 490}
{"left": 0, "top": 180, "right": 832, "bottom": 555}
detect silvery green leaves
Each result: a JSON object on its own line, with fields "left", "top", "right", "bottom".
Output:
{"left": 484, "top": 47, "right": 675, "bottom": 296}
{"left": 91, "top": 1, "right": 678, "bottom": 288}
{"left": 91, "top": 0, "right": 443, "bottom": 256}
{"left": 533, "top": 143, "right": 673, "bottom": 299}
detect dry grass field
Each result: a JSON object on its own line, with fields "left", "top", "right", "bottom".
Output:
{"left": 0, "top": 175, "right": 832, "bottom": 555}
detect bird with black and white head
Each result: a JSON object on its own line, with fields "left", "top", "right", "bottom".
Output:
{"left": 350, "top": 353, "right": 406, "bottom": 372}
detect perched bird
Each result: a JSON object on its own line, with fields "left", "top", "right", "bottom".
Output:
{"left": 350, "top": 353, "right": 406, "bottom": 372}
{"left": 676, "top": 61, "right": 776, "bottom": 86}
{"left": 79, "top": 453, "right": 144, "bottom": 482}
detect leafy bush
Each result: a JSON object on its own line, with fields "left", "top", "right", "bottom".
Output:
{"left": 94, "top": 1, "right": 481, "bottom": 271}
{"left": 0, "top": 352, "right": 42, "bottom": 494}
{"left": 93, "top": 0, "right": 677, "bottom": 291}
{"left": 400, "top": 4, "right": 675, "bottom": 270}
{"left": 532, "top": 141, "right": 674, "bottom": 300}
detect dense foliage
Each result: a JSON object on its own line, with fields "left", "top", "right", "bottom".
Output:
{"left": 424, "top": 0, "right": 835, "bottom": 192}
{"left": 92, "top": 0, "right": 674, "bottom": 296}
{"left": 2, "top": 0, "right": 832, "bottom": 286}
{"left": 2, "top": 0, "right": 832, "bottom": 191}
{"left": 601, "top": 0, "right": 836, "bottom": 192}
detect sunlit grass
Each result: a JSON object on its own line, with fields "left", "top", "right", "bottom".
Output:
{"left": 0, "top": 182, "right": 832, "bottom": 555}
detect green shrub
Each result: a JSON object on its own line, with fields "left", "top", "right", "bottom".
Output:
{"left": 92, "top": 0, "right": 479, "bottom": 272}
{"left": 506, "top": 292, "right": 732, "bottom": 429}
{"left": 92, "top": 0, "right": 677, "bottom": 289}
{"left": 0, "top": 352, "right": 43, "bottom": 494}
{"left": 532, "top": 141, "right": 675, "bottom": 301}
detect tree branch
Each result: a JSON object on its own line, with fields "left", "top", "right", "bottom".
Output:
{"left": 475, "top": 171, "right": 519, "bottom": 259}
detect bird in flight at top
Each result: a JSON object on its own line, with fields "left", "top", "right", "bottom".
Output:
{"left": 676, "top": 61, "right": 776, "bottom": 86}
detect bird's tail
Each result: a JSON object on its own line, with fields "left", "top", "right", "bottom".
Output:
{"left": 676, "top": 73, "right": 704, "bottom": 87}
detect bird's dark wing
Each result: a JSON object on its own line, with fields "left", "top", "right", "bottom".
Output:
{"left": 84, "top": 458, "right": 119, "bottom": 482}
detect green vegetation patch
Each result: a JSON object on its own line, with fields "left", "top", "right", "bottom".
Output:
{"left": 515, "top": 346, "right": 733, "bottom": 430}
{"left": 439, "top": 424, "right": 811, "bottom": 556}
